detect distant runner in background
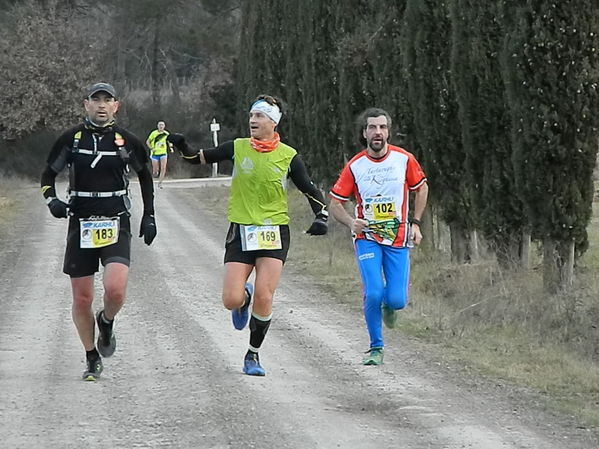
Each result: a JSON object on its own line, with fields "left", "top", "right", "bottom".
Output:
{"left": 146, "top": 120, "right": 173, "bottom": 188}
{"left": 168, "top": 94, "right": 329, "bottom": 376}
{"left": 329, "top": 107, "right": 428, "bottom": 366}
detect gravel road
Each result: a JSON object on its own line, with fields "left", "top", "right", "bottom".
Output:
{"left": 0, "top": 180, "right": 597, "bottom": 449}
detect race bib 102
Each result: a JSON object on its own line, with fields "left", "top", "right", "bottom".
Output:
{"left": 363, "top": 196, "right": 397, "bottom": 221}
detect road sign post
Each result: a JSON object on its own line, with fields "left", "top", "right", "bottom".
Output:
{"left": 210, "top": 118, "right": 220, "bottom": 177}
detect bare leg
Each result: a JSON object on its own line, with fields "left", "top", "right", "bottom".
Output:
{"left": 151, "top": 159, "right": 159, "bottom": 178}
{"left": 102, "top": 262, "right": 129, "bottom": 320}
{"left": 158, "top": 156, "right": 168, "bottom": 186}
{"left": 252, "top": 257, "right": 284, "bottom": 317}
{"left": 222, "top": 262, "right": 254, "bottom": 310}
{"left": 71, "top": 275, "right": 96, "bottom": 351}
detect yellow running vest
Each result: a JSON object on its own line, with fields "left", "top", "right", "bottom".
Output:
{"left": 228, "top": 138, "right": 297, "bottom": 225}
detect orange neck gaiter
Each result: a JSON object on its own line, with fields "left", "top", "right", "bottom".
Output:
{"left": 250, "top": 132, "right": 280, "bottom": 153}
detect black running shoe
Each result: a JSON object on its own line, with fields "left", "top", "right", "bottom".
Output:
{"left": 96, "top": 310, "right": 116, "bottom": 357}
{"left": 82, "top": 357, "right": 103, "bottom": 381}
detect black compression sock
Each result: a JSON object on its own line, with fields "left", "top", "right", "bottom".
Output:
{"left": 86, "top": 348, "right": 100, "bottom": 360}
{"left": 249, "top": 315, "right": 271, "bottom": 349}
{"left": 100, "top": 311, "right": 114, "bottom": 324}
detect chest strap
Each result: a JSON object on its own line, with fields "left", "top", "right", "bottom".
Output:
{"left": 70, "top": 189, "right": 128, "bottom": 198}
{"left": 72, "top": 131, "right": 123, "bottom": 156}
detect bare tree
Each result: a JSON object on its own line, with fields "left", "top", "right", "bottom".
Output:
{"left": 0, "top": 0, "right": 104, "bottom": 139}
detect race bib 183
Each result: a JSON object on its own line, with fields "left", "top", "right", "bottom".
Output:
{"left": 80, "top": 217, "right": 119, "bottom": 249}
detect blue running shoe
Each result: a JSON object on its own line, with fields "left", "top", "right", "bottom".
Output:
{"left": 232, "top": 283, "right": 253, "bottom": 330}
{"left": 243, "top": 351, "right": 266, "bottom": 376}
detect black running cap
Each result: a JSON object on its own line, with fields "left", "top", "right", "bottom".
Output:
{"left": 85, "top": 82, "right": 117, "bottom": 99}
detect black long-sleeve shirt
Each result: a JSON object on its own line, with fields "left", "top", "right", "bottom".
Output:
{"left": 41, "top": 124, "right": 154, "bottom": 217}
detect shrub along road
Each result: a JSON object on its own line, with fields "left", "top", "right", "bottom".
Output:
{"left": 0, "top": 181, "right": 597, "bottom": 448}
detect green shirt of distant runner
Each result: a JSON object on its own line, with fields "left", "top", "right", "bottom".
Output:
{"left": 146, "top": 120, "right": 173, "bottom": 188}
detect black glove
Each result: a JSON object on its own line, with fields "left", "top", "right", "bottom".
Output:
{"left": 167, "top": 133, "right": 195, "bottom": 157}
{"left": 47, "top": 198, "right": 68, "bottom": 218}
{"left": 306, "top": 212, "right": 328, "bottom": 236}
{"left": 139, "top": 213, "right": 157, "bottom": 245}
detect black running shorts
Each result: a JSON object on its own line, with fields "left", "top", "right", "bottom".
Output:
{"left": 224, "top": 223, "right": 290, "bottom": 265}
{"left": 63, "top": 214, "right": 132, "bottom": 277}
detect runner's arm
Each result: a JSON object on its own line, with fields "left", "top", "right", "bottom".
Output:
{"left": 136, "top": 166, "right": 155, "bottom": 215}
{"left": 40, "top": 165, "right": 59, "bottom": 201}
{"left": 329, "top": 198, "right": 368, "bottom": 235}
{"left": 410, "top": 182, "right": 428, "bottom": 245}
{"left": 40, "top": 131, "right": 73, "bottom": 201}
{"left": 288, "top": 155, "right": 327, "bottom": 216}
{"left": 131, "top": 138, "right": 155, "bottom": 215}
{"left": 130, "top": 136, "right": 157, "bottom": 244}
{"left": 167, "top": 134, "right": 234, "bottom": 164}
{"left": 201, "top": 141, "right": 234, "bottom": 164}
{"left": 40, "top": 132, "right": 74, "bottom": 218}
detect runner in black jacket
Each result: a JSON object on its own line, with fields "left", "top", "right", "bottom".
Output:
{"left": 40, "top": 82, "right": 157, "bottom": 380}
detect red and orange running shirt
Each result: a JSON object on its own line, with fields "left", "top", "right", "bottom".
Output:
{"left": 330, "top": 145, "right": 427, "bottom": 247}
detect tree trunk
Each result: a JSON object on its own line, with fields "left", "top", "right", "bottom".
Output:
{"left": 114, "top": 20, "right": 127, "bottom": 86}
{"left": 542, "top": 239, "right": 559, "bottom": 293}
{"left": 450, "top": 223, "right": 470, "bottom": 263}
{"left": 495, "top": 234, "right": 522, "bottom": 270}
{"left": 167, "top": 56, "right": 181, "bottom": 106}
{"left": 420, "top": 206, "right": 435, "bottom": 253}
{"left": 559, "top": 239, "right": 575, "bottom": 290}
{"left": 151, "top": 22, "right": 160, "bottom": 109}
{"left": 520, "top": 231, "right": 531, "bottom": 269}
{"left": 469, "top": 229, "right": 479, "bottom": 261}
{"left": 542, "top": 238, "right": 574, "bottom": 292}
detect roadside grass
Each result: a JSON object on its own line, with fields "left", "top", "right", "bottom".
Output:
{"left": 284, "top": 188, "right": 599, "bottom": 429}
{"left": 0, "top": 176, "right": 23, "bottom": 224}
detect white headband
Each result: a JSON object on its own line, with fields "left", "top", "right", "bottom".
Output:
{"left": 250, "top": 99, "right": 282, "bottom": 125}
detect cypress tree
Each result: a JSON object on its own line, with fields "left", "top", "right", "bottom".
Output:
{"left": 450, "top": 0, "right": 528, "bottom": 268}
{"left": 335, "top": 2, "right": 410, "bottom": 155}
{"left": 335, "top": 0, "right": 380, "bottom": 158}
{"left": 502, "top": 1, "right": 599, "bottom": 290}
{"left": 403, "top": 0, "right": 475, "bottom": 262}
{"left": 299, "top": 0, "right": 346, "bottom": 184}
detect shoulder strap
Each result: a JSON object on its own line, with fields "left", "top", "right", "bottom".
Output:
{"left": 115, "top": 130, "right": 143, "bottom": 172}
{"left": 72, "top": 131, "right": 82, "bottom": 152}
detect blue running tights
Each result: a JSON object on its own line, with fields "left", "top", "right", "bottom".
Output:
{"left": 355, "top": 239, "right": 410, "bottom": 349}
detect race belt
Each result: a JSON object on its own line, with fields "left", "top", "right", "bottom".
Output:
{"left": 70, "top": 189, "right": 127, "bottom": 198}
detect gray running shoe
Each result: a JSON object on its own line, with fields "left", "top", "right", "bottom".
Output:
{"left": 96, "top": 310, "right": 116, "bottom": 357}
{"left": 82, "top": 357, "right": 103, "bottom": 381}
